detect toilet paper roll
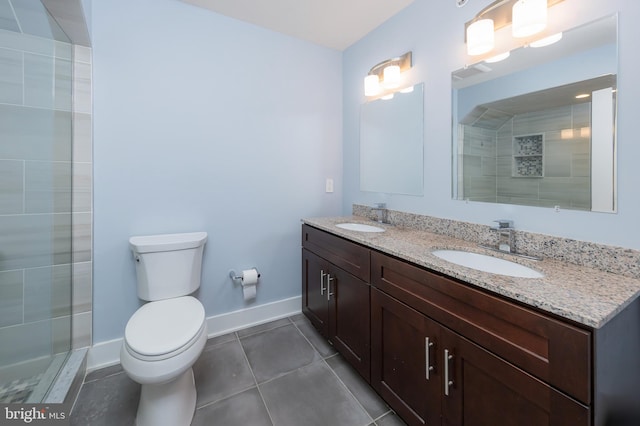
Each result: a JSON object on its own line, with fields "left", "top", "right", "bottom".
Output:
{"left": 243, "top": 284, "right": 257, "bottom": 300}
{"left": 241, "top": 269, "right": 259, "bottom": 286}
{"left": 241, "top": 269, "right": 258, "bottom": 301}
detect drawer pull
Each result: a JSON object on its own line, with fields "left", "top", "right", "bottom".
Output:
{"left": 444, "top": 349, "right": 454, "bottom": 396}
{"left": 425, "top": 337, "right": 435, "bottom": 380}
{"left": 320, "top": 270, "right": 327, "bottom": 295}
{"left": 327, "top": 275, "right": 334, "bottom": 301}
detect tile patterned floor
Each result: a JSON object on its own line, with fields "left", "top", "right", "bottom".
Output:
{"left": 70, "top": 314, "right": 407, "bottom": 426}
{"left": 0, "top": 374, "right": 42, "bottom": 403}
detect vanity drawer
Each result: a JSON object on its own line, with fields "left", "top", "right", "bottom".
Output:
{"left": 370, "top": 250, "right": 592, "bottom": 404}
{"left": 302, "top": 224, "right": 370, "bottom": 282}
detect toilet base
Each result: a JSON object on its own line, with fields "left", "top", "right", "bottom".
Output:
{"left": 136, "top": 367, "right": 197, "bottom": 426}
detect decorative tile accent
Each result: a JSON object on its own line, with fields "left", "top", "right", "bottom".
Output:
{"left": 0, "top": 374, "right": 42, "bottom": 403}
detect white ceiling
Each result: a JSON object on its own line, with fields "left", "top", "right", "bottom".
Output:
{"left": 181, "top": 0, "right": 416, "bottom": 51}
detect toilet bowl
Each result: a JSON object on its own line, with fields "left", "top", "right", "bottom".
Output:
{"left": 120, "top": 232, "right": 208, "bottom": 426}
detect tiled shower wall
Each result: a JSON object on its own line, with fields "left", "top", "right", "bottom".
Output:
{"left": 0, "top": 29, "right": 93, "bottom": 368}
{"left": 462, "top": 103, "right": 591, "bottom": 210}
{"left": 71, "top": 44, "right": 92, "bottom": 350}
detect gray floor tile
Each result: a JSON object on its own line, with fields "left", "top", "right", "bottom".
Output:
{"left": 71, "top": 315, "right": 406, "bottom": 426}
{"left": 193, "top": 339, "right": 256, "bottom": 407}
{"left": 326, "top": 355, "right": 389, "bottom": 419}
{"left": 295, "top": 317, "right": 337, "bottom": 358}
{"left": 84, "top": 364, "right": 123, "bottom": 383}
{"left": 203, "top": 332, "right": 237, "bottom": 351}
{"left": 288, "top": 313, "right": 306, "bottom": 323}
{"left": 375, "top": 411, "right": 408, "bottom": 426}
{"left": 236, "top": 318, "right": 291, "bottom": 338}
{"left": 70, "top": 372, "right": 139, "bottom": 426}
{"left": 240, "top": 323, "right": 321, "bottom": 383}
{"left": 260, "top": 361, "right": 372, "bottom": 426}
{"left": 192, "top": 387, "right": 272, "bottom": 426}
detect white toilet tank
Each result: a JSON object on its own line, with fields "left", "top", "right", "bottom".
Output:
{"left": 129, "top": 232, "right": 208, "bottom": 301}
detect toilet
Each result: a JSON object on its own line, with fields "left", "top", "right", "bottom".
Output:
{"left": 120, "top": 232, "right": 208, "bottom": 426}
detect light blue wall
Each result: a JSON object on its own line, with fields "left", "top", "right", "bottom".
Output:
{"left": 343, "top": 0, "right": 640, "bottom": 249}
{"left": 91, "top": 0, "right": 342, "bottom": 343}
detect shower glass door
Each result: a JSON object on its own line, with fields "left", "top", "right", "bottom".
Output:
{"left": 0, "top": 0, "right": 73, "bottom": 403}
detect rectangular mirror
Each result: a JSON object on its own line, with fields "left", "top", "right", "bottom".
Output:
{"left": 360, "top": 83, "right": 424, "bottom": 195}
{"left": 451, "top": 15, "right": 617, "bottom": 212}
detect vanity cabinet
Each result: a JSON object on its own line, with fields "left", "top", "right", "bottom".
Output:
{"left": 370, "top": 251, "right": 590, "bottom": 426}
{"left": 301, "top": 224, "right": 371, "bottom": 380}
{"left": 302, "top": 223, "right": 640, "bottom": 426}
{"left": 372, "top": 288, "right": 589, "bottom": 426}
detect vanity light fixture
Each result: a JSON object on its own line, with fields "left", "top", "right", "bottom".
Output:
{"left": 464, "top": 0, "right": 564, "bottom": 56}
{"left": 364, "top": 51, "right": 412, "bottom": 97}
{"left": 530, "top": 32, "right": 563, "bottom": 47}
{"left": 575, "top": 93, "right": 591, "bottom": 99}
{"left": 484, "top": 51, "right": 510, "bottom": 63}
{"left": 467, "top": 18, "right": 495, "bottom": 55}
{"left": 512, "top": 0, "right": 547, "bottom": 38}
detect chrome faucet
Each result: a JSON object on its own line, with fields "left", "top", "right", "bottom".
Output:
{"left": 371, "top": 203, "right": 388, "bottom": 224}
{"left": 492, "top": 220, "right": 514, "bottom": 253}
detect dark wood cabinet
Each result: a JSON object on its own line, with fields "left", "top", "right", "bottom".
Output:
{"left": 370, "top": 251, "right": 591, "bottom": 405}
{"left": 302, "top": 249, "right": 331, "bottom": 337}
{"left": 440, "top": 329, "right": 589, "bottom": 426}
{"left": 371, "top": 287, "right": 442, "bottom": 426}
{"left": 302, "top": 225, "right": 371, "bottom": 381}
{"left": 302, "top": 224, "right": 640, "bottom": 426}
{"left": 372, "top": 287, "right": 589, "bottom": 426}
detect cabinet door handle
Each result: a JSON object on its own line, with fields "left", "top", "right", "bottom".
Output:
{"left": 326, "top": 275, "right": 334, "bottom": 301}
{"left": 425, "top": 337, "right": 435, "bottom": 380}
{"left": 444, "top": 349, "right": 454, "bottom": 396}
{"left": 320, "top": 270, "right": 327, "bottom": 295}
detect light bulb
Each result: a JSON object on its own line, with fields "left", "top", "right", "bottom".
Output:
{"left": 382, "top": 65, "right": 401, "bottom": 89}
{"left": 512, "top": 0, "right": 547, "bottom": 38}
{"left": 467, "top": 19, "right": 494, "bottom": 56}
{"left": 530, "top": 33, "right": 563, "bottom": 48}
{"left": 364, "top": 74, "right": 380, "bottom": 96}
{"left": 484, "top": 52, "right": 510, "bottom": 63}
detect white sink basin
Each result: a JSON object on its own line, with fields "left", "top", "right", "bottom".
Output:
{"left": 335, "top": 223, "right": 385, "bottom": 233}
{"left": 432, "top": 250, "right": 543, "bottom": 278}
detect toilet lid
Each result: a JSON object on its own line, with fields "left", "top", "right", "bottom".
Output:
{"left": 125, "top": 296, "right": 205, "bottom": 357}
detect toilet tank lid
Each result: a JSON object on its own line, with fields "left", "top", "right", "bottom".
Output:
{"left": 129, "top": 232, "right": 207, "bottom": 253}
{"left": 125, "top": 296, "right": 205, "bottom": 356}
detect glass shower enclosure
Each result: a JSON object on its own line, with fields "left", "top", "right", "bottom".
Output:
{"left": 0, "top": 0, "right": 73, "bottom": 403}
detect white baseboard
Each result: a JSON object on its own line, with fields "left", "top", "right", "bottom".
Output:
{"left": 87, "top": 296, "right": 302, "bottom": 372}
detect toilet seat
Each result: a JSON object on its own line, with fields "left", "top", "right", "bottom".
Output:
{"left": 125, "top": 296, "right": 205, "bottom": 361}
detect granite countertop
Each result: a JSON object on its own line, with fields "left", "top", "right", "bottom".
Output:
{"left": 302, "top": 216, "right": 640, "bottom": 329}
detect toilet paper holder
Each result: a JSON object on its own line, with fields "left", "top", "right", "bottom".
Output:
{"left": 229, "top": 268, "right": 260, "bottom": 283}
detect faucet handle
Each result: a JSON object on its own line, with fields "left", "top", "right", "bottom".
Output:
{"left": 493, "top": 219, "right": 514, "bottom": 229}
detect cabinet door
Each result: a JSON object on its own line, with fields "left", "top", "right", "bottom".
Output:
{"left": 371, "top": 288, "right": 442, "bottom": 426}
{"left": 328, "top": 266, "right": 371, "bottom": 382}
{"left": 302, "top": 249, "right": 330, "bottom": 337}
{"left": 440, "top": 330, "right": 590, "bottom": 426}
